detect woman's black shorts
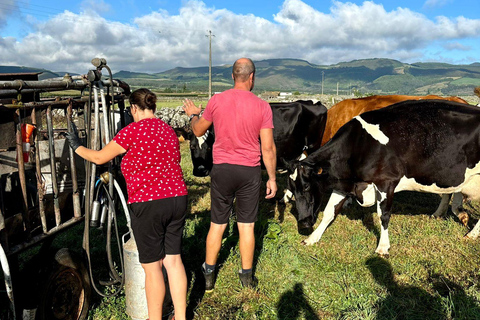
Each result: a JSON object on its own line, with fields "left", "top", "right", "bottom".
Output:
{"left": 210, "top": 163, "right": 261, "bottom": 224}
{"left": 128, "top": 195, "right": 187, "bottom": 264}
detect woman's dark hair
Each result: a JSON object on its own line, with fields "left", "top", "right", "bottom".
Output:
{"left": 129, "top": 88, "right": 157, "bottom": 111}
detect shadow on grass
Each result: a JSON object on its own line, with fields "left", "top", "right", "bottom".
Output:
{"left": 366, "top": 256, "right": 480, "bottom": 320}
{"left": 276, "top": 283, "right": 320, "bottom": 320}
{"left": 366, "top": 256, "right": 444, "bottom": 319}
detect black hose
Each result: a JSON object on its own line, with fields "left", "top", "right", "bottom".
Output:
{"left": 102, "top": 183, "right": 122, "bottom": 283}
{"left": 102, "top": 183, "right": 125, "bottom": 285}
{"left": 84, "top": 179, "right": 125, "bottom": 297}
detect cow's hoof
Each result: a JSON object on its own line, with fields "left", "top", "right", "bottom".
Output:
{"left": 375, "top": 247, "right": 390, "bottom": 258}
{"left": 430, "top": 214, "right": 443, "bottom": 220}
{"left": 464, "top": 232, "right": 479, "bottom": 240}
{"left": 458, "top": 212, "right": 469, "bottom": 227}
{"left": 301, "top": 239, "right": 315, "bottom": 246}
{"left": 375, "top": 251, "right": 390, "bottom": 259}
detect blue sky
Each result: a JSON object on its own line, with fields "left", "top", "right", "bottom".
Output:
{"left": 0, "top": 0, "right": 479, "bottom": 74}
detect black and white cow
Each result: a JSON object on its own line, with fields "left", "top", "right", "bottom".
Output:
{"left": 188, "top": 127, "right": 215, "bottom": 177}
{"left": 188, "top": 100, "right": 328, "bottom": 177}
{"left": 286, "top": 99, "right": 480, "bottom": 256}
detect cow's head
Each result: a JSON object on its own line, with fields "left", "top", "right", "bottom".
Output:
{"left": 189, "top": 129, "right": 214, "bottom": 177}
{"left": 285, "top": 159, "right": 326, "bottom": 235}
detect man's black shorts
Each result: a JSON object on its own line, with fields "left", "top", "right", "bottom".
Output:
{"left": 128, "top": 195, "right": 187, "bottom": 264}
{"left": 210, "top": 163, "right": 261, "bottom": 224}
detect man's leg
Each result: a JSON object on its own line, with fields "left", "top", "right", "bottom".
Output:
{"left": 205, "top": 222, "right": 228, "bottom": 265}
{"left": 237, "top": 222, "right": 255, "bottom": 270}
{"left": 237, "top": 222, "right": 257, "bottom": 288}
{"left": 203, "top": 222, "right": 228, "bottom": 292}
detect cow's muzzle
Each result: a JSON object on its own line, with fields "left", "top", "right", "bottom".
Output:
{"left": 193, "top": 165, "right": 210, "bottom": 177}
{"left": 297, "top": 218, "right": 314, "bottom": 235}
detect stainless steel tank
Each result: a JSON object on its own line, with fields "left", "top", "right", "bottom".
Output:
{"left": 123, "top": 233, "right": 174, "bottom": 320}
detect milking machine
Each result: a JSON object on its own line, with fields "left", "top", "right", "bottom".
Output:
{"left": 0, "top": 57, "right": 148, "bottom": 320}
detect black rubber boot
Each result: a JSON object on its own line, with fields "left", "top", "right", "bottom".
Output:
{"left": 238, "top": 270, "right": 257, "bottom": 288}
{"left": 202, "top": 264, "right": 216, "bottom": 293}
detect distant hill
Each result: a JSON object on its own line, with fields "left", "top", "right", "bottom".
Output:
{"left": 2, "top": 58, "right": 479, "bottom": 95}
{"left": 0, "top": 66, "right": 61, "bottom": 80}
{"left": 114, "top": 58, "right": 480, "bottom": 96}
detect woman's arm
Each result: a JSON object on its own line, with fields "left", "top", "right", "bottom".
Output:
{"left": 75, "top": 140, "right": 126, "bottom": 165}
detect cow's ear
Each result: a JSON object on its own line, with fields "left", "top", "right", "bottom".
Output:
{"left": 174, "top": 128, "right": 189, "bottom": 141}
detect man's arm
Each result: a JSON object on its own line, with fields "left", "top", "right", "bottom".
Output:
{"left": 260, "top": 128, "right": 277, "bottom": 199}
{"left": 183, "top": 98, "right": 212, "bottom": 137}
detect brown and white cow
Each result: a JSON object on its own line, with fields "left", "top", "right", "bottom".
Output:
{"left": 321, "top": 94, "right": 469, "bottom": 145}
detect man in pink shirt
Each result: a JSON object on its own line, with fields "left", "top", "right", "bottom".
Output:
{"left": 183, "top": 58, "right": 277, "bottom": 290}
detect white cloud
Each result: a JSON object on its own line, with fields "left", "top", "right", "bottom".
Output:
{"left": 0, "top": 0, "right": 479, "bottom": 74}
{"left": 442, "top": 41, "right": 471, "bottom": 51}
{"left": 0, "top": 0, "right": 18, "bottom": 28}
{"left": 80, "top": 0, "right": 112, "bottom": 14}
{"left": 423, "top": 0, "right": 452, "bottom": 10}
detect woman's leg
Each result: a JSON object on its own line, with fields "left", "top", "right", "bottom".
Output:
{"left": 163, "top": 254, "right": 187, "bottom": 320}
{"left": 141, "top": 260, "right": 165, "bottom": 320}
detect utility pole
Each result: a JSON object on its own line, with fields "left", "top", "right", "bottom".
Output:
{"left": 206, "top": 30, "right": 215, "bottom": 99}
{"left": 321, "top": 71, "right": 325, "bottom": 95}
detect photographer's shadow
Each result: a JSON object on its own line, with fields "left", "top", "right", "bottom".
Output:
{"left": 366, "top": 256, "right": 444, "bottom": 319}
{"left": 276, "top": 283, "right": 320, "bottom": 320}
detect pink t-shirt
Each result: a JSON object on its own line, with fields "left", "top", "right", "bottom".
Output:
{"left": 202, "top": 89, "right": 273, "bottom": 167}
{"left": 113, "top": 118, "right": 187, "bottom": 204}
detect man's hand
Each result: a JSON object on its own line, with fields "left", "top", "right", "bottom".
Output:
{"left": 65, "top": 122, "right": 83, "bottom": 151}
{"left": 182, "top": 98, "right": 202, "bottom": 117}
{"left": 265, "top": 179, "right": 277, "bottom": 199}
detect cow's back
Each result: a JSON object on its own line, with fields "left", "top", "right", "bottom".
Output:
{"left": 271, "top": 100, "right": 327, "bottom": 164}
{"left": 348, "top": 100, "right": 480, "bottom": 190}
{"left": 321, "top": 94, "right": 469, "bottom": 146}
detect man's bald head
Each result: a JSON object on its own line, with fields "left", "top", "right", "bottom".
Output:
{"left": 232, "top": 58, "right": 255, "bottom": 82}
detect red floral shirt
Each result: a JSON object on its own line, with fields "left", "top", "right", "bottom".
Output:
{"left": 113, "top": 118, "right": 187, "bottom": 204}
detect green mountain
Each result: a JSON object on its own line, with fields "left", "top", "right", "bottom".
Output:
{"left": 115, "top": 58, "right": 480, "bottom": 96}
{"left": 0, "top": 66, "right": 61, "bottom": 80}
{"left": 2, "top": 58, "right": 479, "bottom": 95}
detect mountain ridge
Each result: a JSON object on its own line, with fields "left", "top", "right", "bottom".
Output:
{"left": 1, "top": 58, "right": 479, "bottom": 95}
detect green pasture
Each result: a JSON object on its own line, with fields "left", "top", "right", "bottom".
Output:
{"left": 87, "top": 141, "right": 480, "bottom": 320}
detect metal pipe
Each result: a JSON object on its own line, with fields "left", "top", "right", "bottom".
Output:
{"left": 104, "top": 65, "right": 117, "bottom": 139}
{"left": 32, "top": 108, "right": 47, "bottom": 233}
{"left": 0, "top": 94, "right": 125, "bottom": 109}
{"left": 0, "top": 177, "right": 7, "bottom": 252}
{"left": 83, "top": 93, "right": 93, "bottom": 251}
{"left": 46, "top": 106, "right": 61, "bottom": 226}
{"left": 7, "top": 216, "right": 84, "bottom": 256}
{"left": 0, "top": 78, "right": 128, "bottom": 91}
{"left": 67, "top": 102, "right": 81, "bottom": 218}
{"left": 0, "top": 243, "right": 16, "bottom": 319}
{"left": 99, "top": 82, "right": 110, "bottom": 145}
{"left": 0, "top": 78, "right": 88, "bottom": 91}
{"left": 14, "top": 110, "right": 30, "bottom": 234}
{"left": 99, "top": 82, "right": 116, "bottom": 218}
{"left": 1, "top": 96, "right": 89, "bottom": 108}
{"left": 89, "top": 84, "right": 101, "bottom": 211}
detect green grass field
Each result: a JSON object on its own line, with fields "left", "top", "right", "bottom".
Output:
{"left": 87, "top": 140, "right": 480, "bottom": 320}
